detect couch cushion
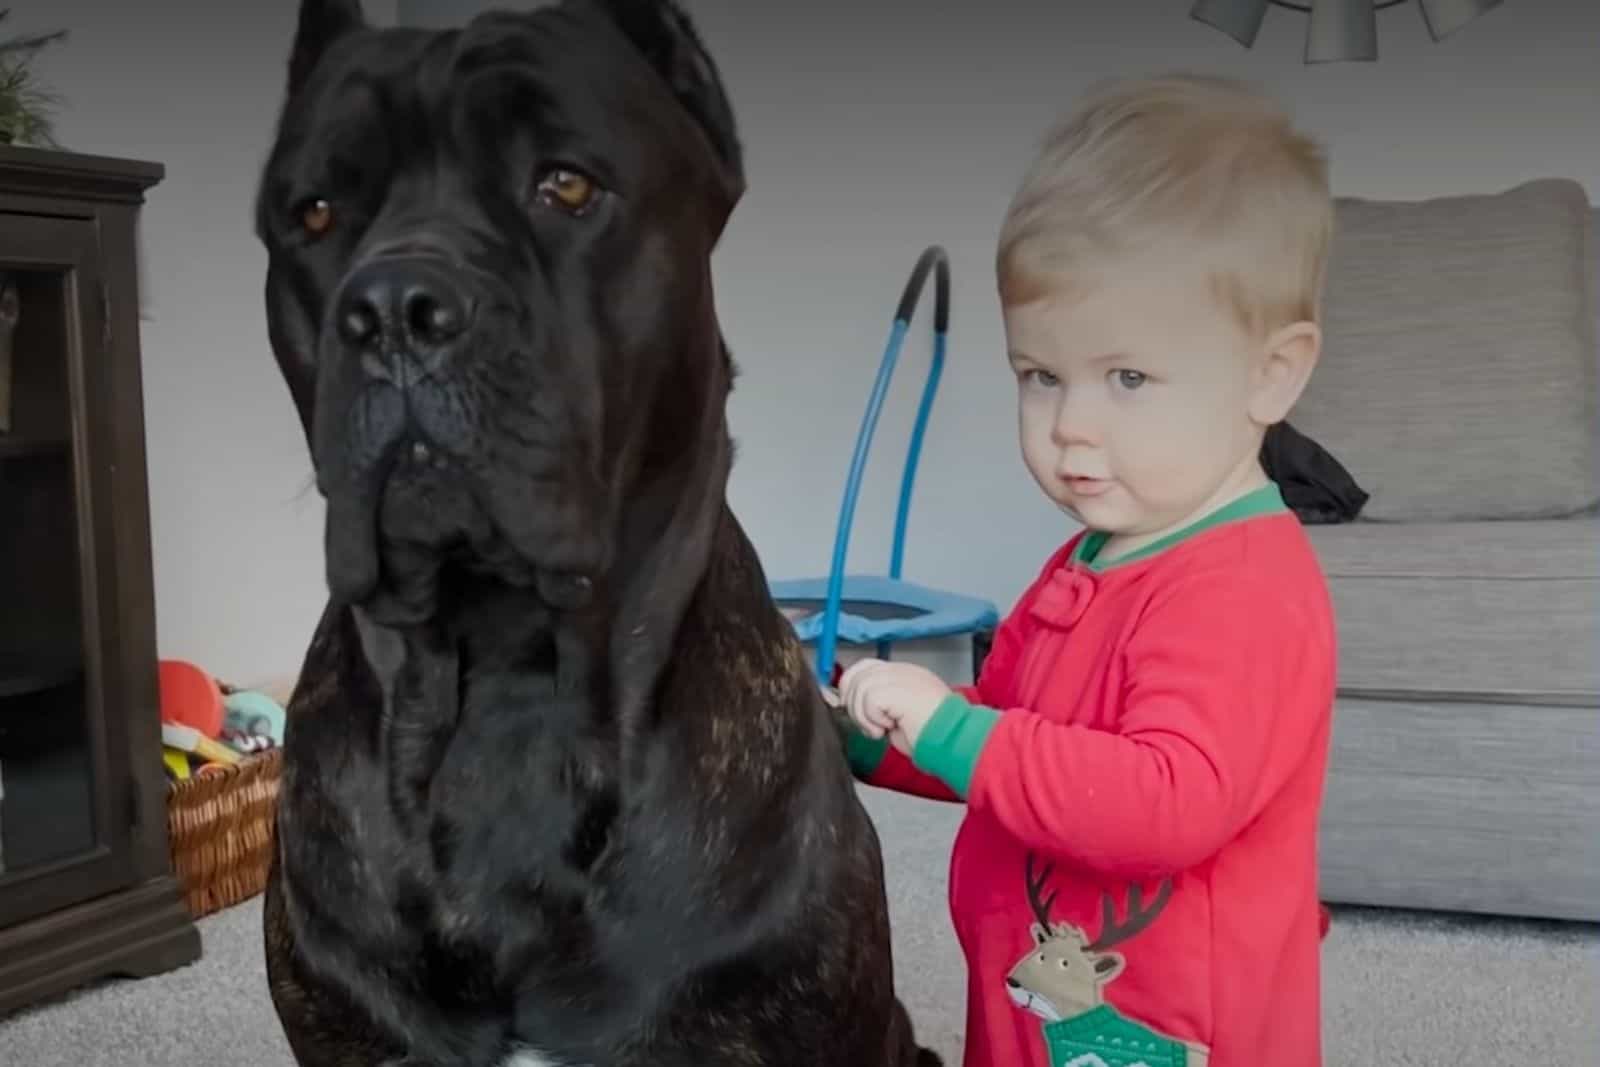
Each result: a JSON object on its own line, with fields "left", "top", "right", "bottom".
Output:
{"left": 1307, "top": 517, "right": 1600, "bottom": 702}
{"left": 1290, "top": 178, "right": 1598, "bottom": 523}
{"left": 1318, "top": 694, "right": 1599, "bottom": 921}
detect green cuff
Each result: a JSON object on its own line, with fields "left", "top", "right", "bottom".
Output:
{"left": 839, "top": 717, "right": 891, "bottom": 778}
{"left": 911, "top": 693, "right": 1001, "bottom": 799}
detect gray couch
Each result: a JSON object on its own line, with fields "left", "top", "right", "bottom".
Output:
{"left": 1290, "top": 178, "right": 1599, "bottom": 923}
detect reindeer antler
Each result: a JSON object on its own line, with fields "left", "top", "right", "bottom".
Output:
{"left": 1024, "top": 854, "right": 1058, "bottom": 930}
{"left": 1087, "top": 878, "right": 1173, "bottom": 951}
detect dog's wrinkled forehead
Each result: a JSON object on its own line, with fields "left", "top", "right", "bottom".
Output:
{"left": 461, "top": 11, "right": 725, "bottom": 200}
{"left": 266, "top": 1, "right": 742, "bottom": 241}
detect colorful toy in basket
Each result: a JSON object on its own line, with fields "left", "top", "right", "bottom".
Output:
{"left": 222, "top": 688, "right": 287, "bottom": 747}
{"left": 157, "top": 659, "right": 287, "bottom": 780}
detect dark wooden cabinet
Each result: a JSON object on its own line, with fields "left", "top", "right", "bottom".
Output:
{"left": 0, "top": 146, "right": 200, "bottom": 1017}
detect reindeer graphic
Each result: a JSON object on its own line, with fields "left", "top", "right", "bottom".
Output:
{"left": 1005, "top": 855, "right": 1209, "bottom": 1067}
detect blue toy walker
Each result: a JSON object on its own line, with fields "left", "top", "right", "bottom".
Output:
{"left": 769, "top": 245, "right": 1000, "bottom": 686}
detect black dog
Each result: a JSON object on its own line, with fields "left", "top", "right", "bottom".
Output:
{"left": 254, "top": 2, "right": 940, "bottom": 1065}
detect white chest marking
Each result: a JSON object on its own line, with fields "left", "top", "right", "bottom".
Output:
{"left": 499, "top": 1052, "right": 567, "bottom": 1067}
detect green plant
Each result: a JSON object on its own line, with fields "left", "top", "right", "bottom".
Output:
{"left": 0, "top": 9, "right": 66, "bottom": 147}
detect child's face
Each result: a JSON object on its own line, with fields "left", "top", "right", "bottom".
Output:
{"left": 1003, "top": 260, "right": 1314, "bottom": 549}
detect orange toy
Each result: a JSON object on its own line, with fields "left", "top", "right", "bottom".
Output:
{"left": 157, "top": 658, "right": 224, "bottom": 739}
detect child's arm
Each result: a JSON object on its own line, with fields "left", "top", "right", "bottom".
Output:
{"left": 899, "top": 569, "right": 1332, "bottom": 877}
{"left": 839, "top": 602, "right": 1031, "bottom": 803}
{"left": 843, "top": 728, "right": 962, "bottom": 802}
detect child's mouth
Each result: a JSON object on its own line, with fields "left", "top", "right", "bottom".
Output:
{"left": 1063, "top": 475, "right": 1113, "bottom": 497}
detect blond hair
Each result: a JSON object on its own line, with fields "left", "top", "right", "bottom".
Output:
{"left": 996, "top": 72, "right": 1333, "bottom": 337}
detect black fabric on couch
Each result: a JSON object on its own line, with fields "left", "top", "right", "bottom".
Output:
{"left": 1261, "top": 420, "right": 1369, "bottom": 524}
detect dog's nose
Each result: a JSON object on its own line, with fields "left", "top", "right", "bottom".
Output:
{"left": 334, "top": 256, "right": 472, "bottom": 375}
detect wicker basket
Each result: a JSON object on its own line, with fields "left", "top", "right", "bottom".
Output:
{"left": 165, "top": 746, "right": 283, "bottom": 919}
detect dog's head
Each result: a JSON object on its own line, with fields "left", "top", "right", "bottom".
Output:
{"left": 255, "top": 0, "right": 743, "bottom": 628}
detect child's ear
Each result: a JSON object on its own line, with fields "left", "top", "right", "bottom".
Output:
{"left": 1249, "top": 319, "right": 1321, "bottom": 427}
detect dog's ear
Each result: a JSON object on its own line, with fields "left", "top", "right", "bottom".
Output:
{"left": 589, "top": 0, "right": 744, "bottom": 197}
{"left": 289, "top": 0, "right": 366, "bottom": 96}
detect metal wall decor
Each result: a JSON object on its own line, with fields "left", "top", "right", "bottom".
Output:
{"left": 1190, "top": 0, "right": 1505, "bottom": 63}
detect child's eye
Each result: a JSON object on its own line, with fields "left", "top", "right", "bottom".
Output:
{"left": 1022, "top": 368, "right": 1060, "bottom": 388}
{"left": 1112, "top": 369, "right": 1148, "bottom": 390}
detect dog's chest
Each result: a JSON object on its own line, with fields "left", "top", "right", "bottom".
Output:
{"left": 285, "top": 674, "right": 623, "bottom": 992}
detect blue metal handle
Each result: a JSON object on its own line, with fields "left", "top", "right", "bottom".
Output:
{"left": 814, "top": 245, "right": 951, "bottom": 683}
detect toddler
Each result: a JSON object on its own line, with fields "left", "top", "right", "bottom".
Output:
{"left": 836, "top": 72, "right": 1338, "bottom": 1067}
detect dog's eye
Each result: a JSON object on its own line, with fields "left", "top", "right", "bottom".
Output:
{"left": 535, "top": 168, "right": 599, "bottom": 214}
{"left": 297, "top": 197, "right": 335, "bottom": 238}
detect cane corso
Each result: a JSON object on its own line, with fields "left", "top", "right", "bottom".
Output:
{"left": 253, "top": 1, "right": 939, "bottom": 1065}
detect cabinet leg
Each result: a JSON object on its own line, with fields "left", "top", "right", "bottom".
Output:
{"left": 0, "top": 875, "right": 201, "bottom": 1017}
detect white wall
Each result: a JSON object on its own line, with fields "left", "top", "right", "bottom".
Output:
{"left": 14, "top": 0, "right": 396, "bottom": 685}
{"left": 21, "top": 0, "right": 1598, "bottom": 684}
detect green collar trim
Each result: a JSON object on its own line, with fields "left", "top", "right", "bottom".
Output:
{"left": 1072, "top": 481, "right": 1287, "bottom": 572}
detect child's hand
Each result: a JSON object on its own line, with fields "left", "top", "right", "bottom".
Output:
{"left": 838, "top": 659, "right": 951, "bottom": 756}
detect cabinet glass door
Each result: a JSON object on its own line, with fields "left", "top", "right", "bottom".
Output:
{"left": 0, "top": 214, "right": 135, "bottom": 928}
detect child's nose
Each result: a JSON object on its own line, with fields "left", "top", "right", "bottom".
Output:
{"left": 1051, "top": 392, "right": 1099, "bottom": 447}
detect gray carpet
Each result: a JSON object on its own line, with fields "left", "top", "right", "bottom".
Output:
{"left": 2, "top": 787, "right": 1596, "bottom": 1065}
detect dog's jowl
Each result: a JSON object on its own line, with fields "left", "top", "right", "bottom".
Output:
{"left": 254, "top": 2, "right": 940, "bottom": 1065}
